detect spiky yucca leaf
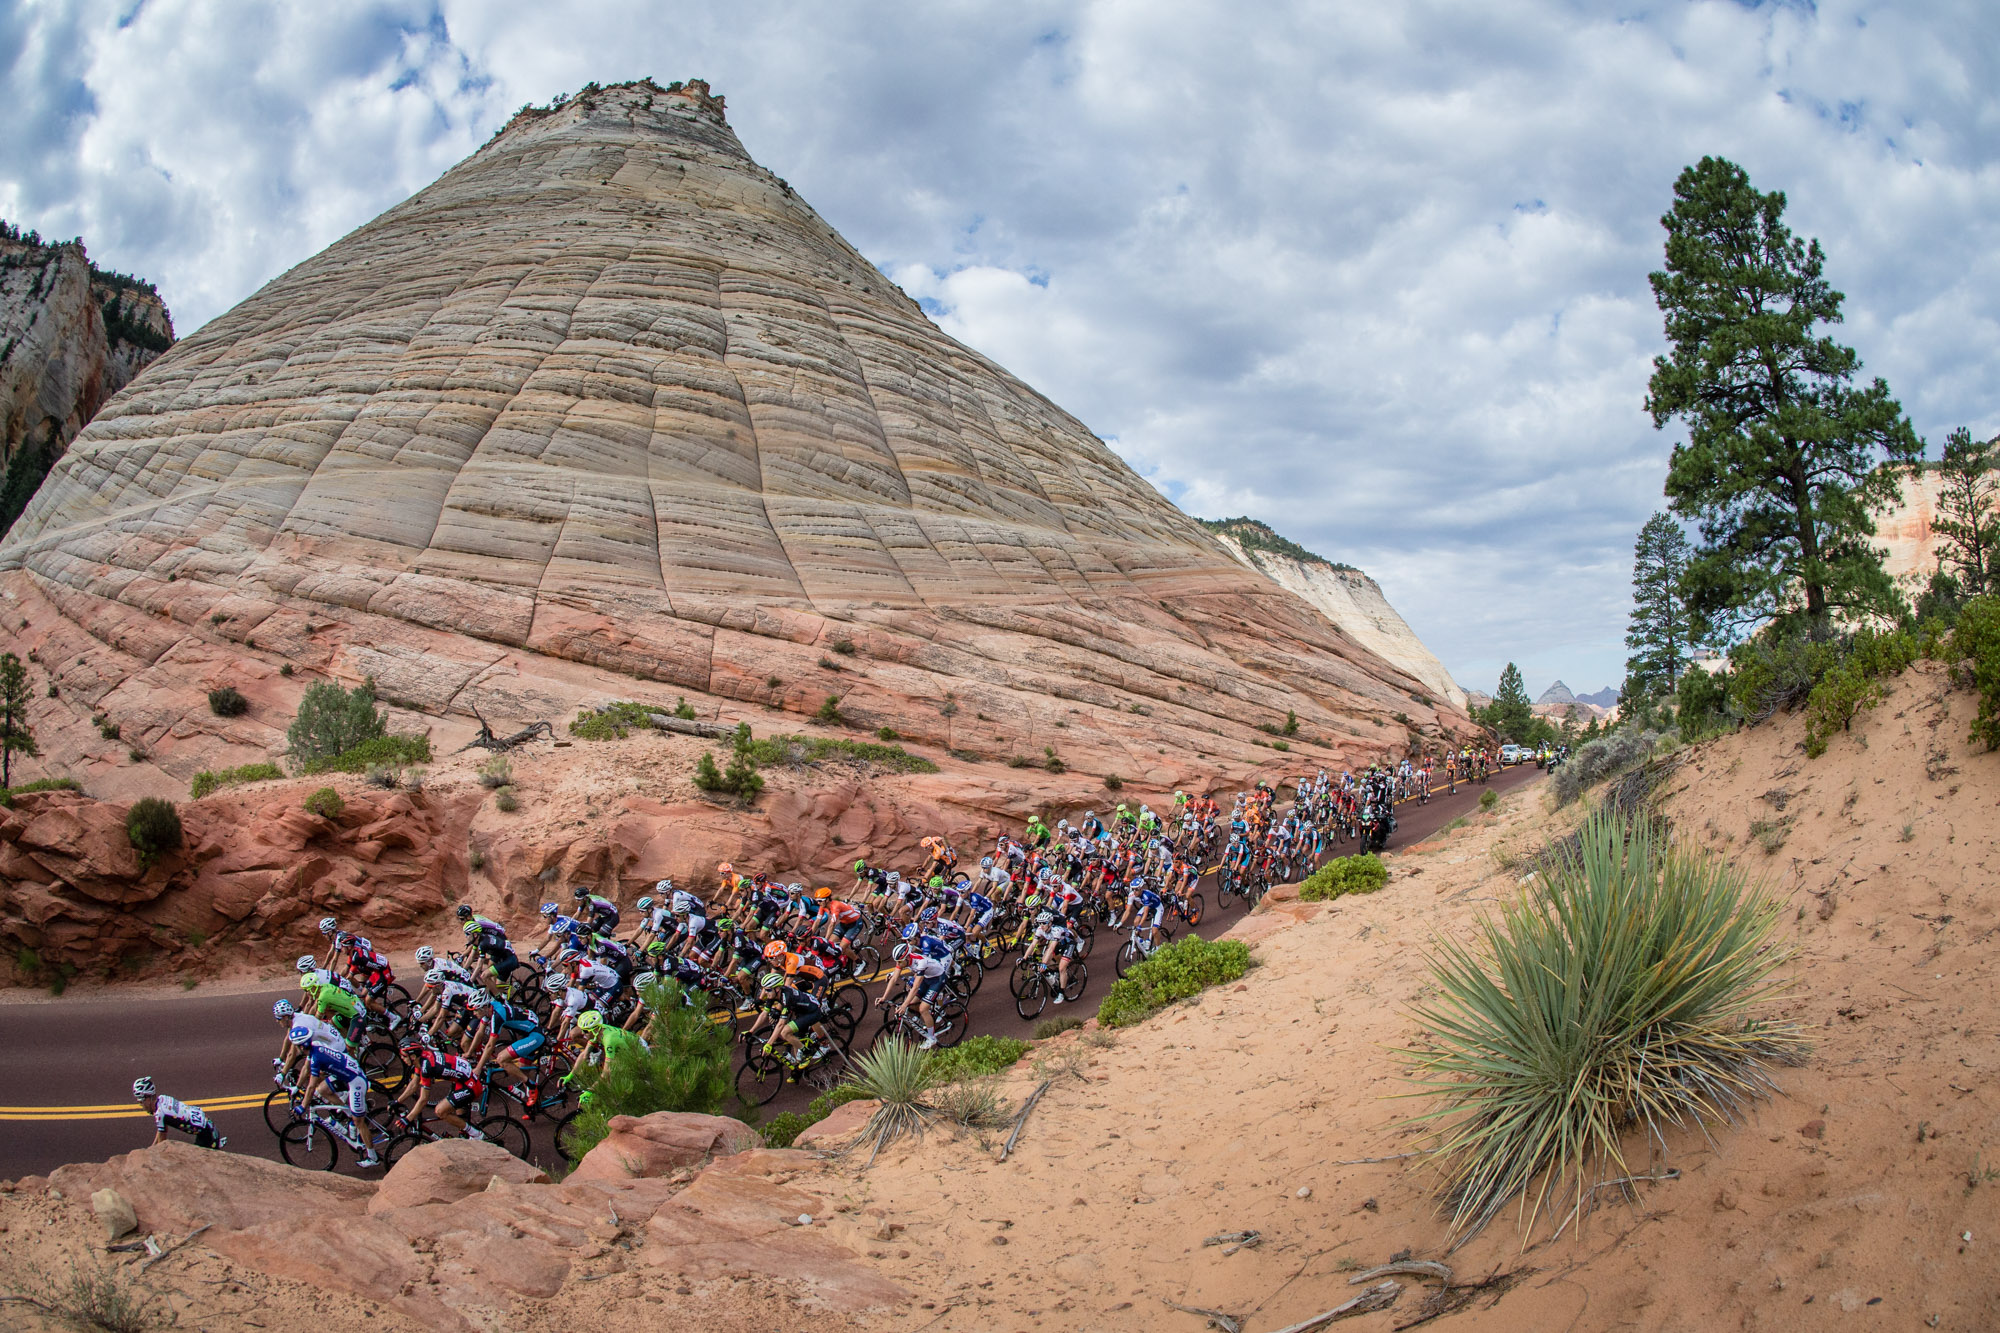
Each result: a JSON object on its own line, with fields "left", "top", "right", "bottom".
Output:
{"left": 850, "top": 1036, "right": 937, "bottom": 1165}
{"left": 1400, "top": 808, "right": 1806, "bottom": 1246}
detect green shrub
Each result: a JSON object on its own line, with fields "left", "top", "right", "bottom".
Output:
{"left": 304, "top": 786, "right": 344, "bottom": 819}
{"left": 286, "top": 679, "right": 386, "bottom": 768}
{"left": 1801, "top": 626, "right": 1922, "bottom": 757}
{"left": 1951, "top": 595, "right": 2000, "bottom": 751}
{"left": 1298, "top": 853, "right": 1388, "bottom": 902}
{"left": 1479, "top": 788, "right": 1498, "bottom": 812}
{"left": 1673, "top": 666, "right": 1730, "bottom": 739}
{"left": 189, "top": 761, "right": 284, "bottom": 799}
{"left": 1034, "top": 1015, "right": 1084, "bottom": 1040}
{"left": 1283, "top": 708, "right": 1299, "bottom": 736}
{"left": 97, "top": 720, "right": 120, "bottom": 741}
{"left": 0, "top": 776, "right": 80, "bottom": 807}
{"left": 760, "top": 1110, "right": 815, "bottom": 1148}
{"left": 876, "top": 726, "right": 899, "bottom": 741}
{"left": 1726, "top": 630, "right": 1840, "bottom": 724}
{"left": 569, "top": 700, "right": 659, "bottom": 740}
{"left": 925, "top": 1035, "right": 1030, "bottom": 1084}
{"left": 1271, "top": 740, "right": 1289, "bottom": 752}
{"left": 847, "top": 1037, "right": 937, "bottom": 1159}
{"left": 494, "top": 786, "right": 520, "bottom": 813}
{"left": 1402, "top": 808, "right": 1806, "bottom": 1245}
{"left": 1551, "top": 731, "right": 1656, "bottom": 807}
{"left": 673, "top": 697, "right": 697, "bottom": 720}
{"left": 279, "top": 663, "right": 294, "bottom": 677}
{"left": 295, "top": 733, "right": 431, "bottom": 776}
{"left": 125, "top": 797, "right": 183, "bottom": 868}
{"left": 207, "top": 686, "right": 248, "bottom": 717}
{"left": 1097, "top": 936, "right": 1250, "bottom": 1029}
{"left": 744, "top": 734, "right": 937, "bottom": 774}
{"left": 478, "top": 756, "right": 512, "bottom": 789}
{"left": 561, "top": 980, "right": 737, "bottom": 1160}
{"left": 695, "top": 723, "right": 765, "bottom": 799}
{"left": 815, "top": 695, "right": 845, "bottom": 725}
{"left": 1103, "top": 774, "right": 1124, "bottom": 791}
{"left": 831, "top": 637, "right": 857, "bottom": 655}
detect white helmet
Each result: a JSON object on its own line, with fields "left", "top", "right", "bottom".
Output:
{"left": 654, "top": 878, "right": 674, "bottom": 893}
{"left": 425, "top": 967, "right": 451, "bottom": 986}
{"left": 132, "top": 1076, "right": 155, "bottom": 1099}
{"left": 295, "top": 954, "right": 317, "bottom": 974}
{"left": 317, "top": 916, "right": 338, "bottom": 935}
{"left": 414, "top": 946, "right": 434, "bottom": 968}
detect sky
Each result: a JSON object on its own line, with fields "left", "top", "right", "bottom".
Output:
{"left": 4, "top": 0, "right": 1997, "bottom": 697}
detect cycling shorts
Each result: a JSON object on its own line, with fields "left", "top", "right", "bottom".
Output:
{"left": 445, "top": 1081, "right": 482, "bottom": 1111}
{"left": 484, "top": 947, "right": 521, "bottom": 977}
{"left": 916, "top": 974, "right": 949, "bottom": 1001}
{"left": 833, "top": 919, "right": 862, "bottom": 942}
{"left": 509, "top": 1030, "right": 546, "bottom": 1060}
{"left": 973, "top": 906, "right": 997, "bottom": 929}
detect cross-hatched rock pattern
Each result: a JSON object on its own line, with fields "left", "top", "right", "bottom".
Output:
{"left": 0, "top": 80, "right": 1461, "bottom": 787}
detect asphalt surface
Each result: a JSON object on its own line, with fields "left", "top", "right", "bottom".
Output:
{"left": 0, "top": 763, "right": 1542, "bottom": 1179}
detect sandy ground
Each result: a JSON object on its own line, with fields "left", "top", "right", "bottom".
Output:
{"left": 787, "top": 666, "right": 2000, "bottom": 1333}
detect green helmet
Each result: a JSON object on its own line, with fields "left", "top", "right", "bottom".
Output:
{"left": 928, "top": 875, "right": 945, "bottom": 889}
{"left": 759, "top": 971, "right": 784, "bottom": 991}
{"left": 854, "top": 859, "right": 867, "bottom": 874}
{"left": 577, "top": 1010, "right": 604, "bottom": 1034}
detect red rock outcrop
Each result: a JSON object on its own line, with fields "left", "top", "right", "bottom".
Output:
{"left": 40, "top": 1117, "right": 903, "bottom": 1332}
{"left": 0, "top": 78, "right": 1465, "bottom": 811}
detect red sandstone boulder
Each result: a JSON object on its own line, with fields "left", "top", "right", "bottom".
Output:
{"left": 47, "top": 1142, "right": 372, "bottom": 1233}
{"left": 568, "top": 1110, "right": 761, "bottom": 1182}
{"left": 367, "top": 1138, "right": 549, "bottom": 1214}
{"left": 796, "top": 1098, "right": 880, "bottom": 1148}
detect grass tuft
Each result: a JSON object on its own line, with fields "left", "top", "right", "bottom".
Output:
{"left": 848, "top": 1037, "right": 936, "bottom": 1164}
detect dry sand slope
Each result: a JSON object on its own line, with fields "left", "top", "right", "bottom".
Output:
{"left": 806, "top": 665, "right": 1998, "bottom": 1333}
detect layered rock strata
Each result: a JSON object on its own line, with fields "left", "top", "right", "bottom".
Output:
{"left": 0, "top": 229, "right": 173, "bottom": 532}
{"left": 0, "top": 79, "right": 1463, "bottom": 799}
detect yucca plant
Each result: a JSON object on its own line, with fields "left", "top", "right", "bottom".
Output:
{"left": 1401, "top": 807, "right": 1806, "bottom": 1247}
{"left": 848, "top": 1037, "right": 936, "bottom": 1165}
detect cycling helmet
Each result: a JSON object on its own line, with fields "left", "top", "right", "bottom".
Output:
{"left": 576, "top": 1010, "right": 604, "bottom": 1034}
{"left": 572, "top": 885, "right": 591, "bottom": 901}
{"left": 654, "top": 878, "right": 674, "bottom": 893}
{"left": 716, "top": 861, "right": 733, "bottom": 875}
{"left": 287, "top": 1022, "right": 315, "bottom": 1047}
{"left": 273, "top": 999, "right": 295, "bottom": 1020}
{"left": 644, "top": 940, "right": 668, "bottom": 958}
{"left": 462, "top": 920, "right": 481, "bottom": 937}
{"left": 317, "top": 916, "right": 338, "bottom": 935}
{"left": 900, "top": 923, "right": 919, "bottom": 942}
{"left": 635, "top": 895, "right": 654, "bottom": 912}
{"left": 854, "top": 858, "right": 867, "bottom": 874}
{"left": 980, "top": 856, "right": 994, "bottom": 870}
{"left": 295, "top": 954, "right": 317, "bottom": 973}
{"left": 555, "top": 946, "right": 583, "bottom": 966}
{"left": 1129, "top": 875, "right": 1145, "bottom": 888}
{"left": 762, "top": 941, "right": 786, "bottom": 961}
{"left": 714, "top": 916, "right": 735, "bottom": 931}
{"left": 467, "top": 991, "right": 493, "bottom": 1011}
{"left": 812, "top": 886, "right": 832, "bottom": 901}
{"left": 1036, "top": 911, "right": 1056, "bottom": 926}
{"left": 333, "top": 931, "right": 353, "bottom": 949}
{"left": 886, "top": 870, "right": 902, "bottom": 884}
{"left": 758, "top": 972, "right": 784, "bottom": 992}
{"left": 456, "top": 904, "right": 473, "bottom": 921}
{"left": 414, "top": 946, "right": 434, "bottom": 968}
{"left": 928, "top": 875, "right": 945, "bottom": 889}
{"left": 539, "top": 901, "right": 559, "bottom": 917}
{"left": 132, "top": 1076, "right": 155, "bottom": 1099}
{"left": 398, "top": 1027, "right": 431, "bottom": 1055}
{"left": 425, "top": 967, "right": 451, "bottom": 986}
{"left": 919, "top": 906, "right": 940, "bottom": 924}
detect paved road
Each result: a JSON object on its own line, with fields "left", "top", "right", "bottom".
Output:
{"left": 0, "top": 764, "right": 1542, "bottom": 1179}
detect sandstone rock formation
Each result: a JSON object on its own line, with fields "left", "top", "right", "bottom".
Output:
{"left": 0, "top": 78, "right": 1464, "bottom": 806}
{"left": 0, "top": 224, "right": 173, "bottom": 534}
{"left": 1201, "top": 517, "right": 1467, "bottom": 711}
{"left": 35, "top": 1114, "right": 901, "bottom": 1331}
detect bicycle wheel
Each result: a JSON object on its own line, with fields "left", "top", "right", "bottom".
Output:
{"left": 933, "top": 1001, "right": 968, "bottom": 1048}
{"left": 359, "top": 1041, "right": 405, "bottom": 1094}
{"left": 1008, "top": 958, "right": 1036, "bottom": 999}
{"left": 734, "top": 1050, "right": 787, "bottom": 1106}
{"left": 868, "top": 1020, "right": 913, "bottom": 1055}
{"left": 825, "top": 981, "right": 868, "bottom": 1037}
{"left": 1061, "top": 962, "right": 1089, "bottom": 1003}
{"left": 264, "top": 1087, "right": 301, "bottom": 1135}
{"left": 1114, "top": 939, "right": 1144, "bottom": 979}
{"left": 476, "top": 1114, "right": 532, "bottom": 1160}
{"left": 279, "top": 1118, "right": 340, "bottom": 1172}
{"left": 1216, "top": 877, "right": 1235, "bottom": 910}
{"left": 381, "top": 982, "right": 415, "bottom": 1020}
{"left": 1014, "top": 975, "right": 1048, "bottom": 1021}
{"left": 381, "top": 1131, "right": 426, "bottom": 1168}
{"left": 532, "top": 1070, "right": 578, "bottom": 1120}
{"left": 1074, "top": 922, "right": 1095, "bottom": 958}
{"left": 1182, "top": 893, "right": 1205, "bottom": 927}
{"left": 552, "top": 1108, "right": 591, "bottom": 1166}
{"left": 960, "top": 956, "right": 984, "bottom": 996}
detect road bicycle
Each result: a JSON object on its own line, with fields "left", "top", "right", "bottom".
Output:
{"left": 1012, "top": 953, "right": 1087, "bottom": 1020}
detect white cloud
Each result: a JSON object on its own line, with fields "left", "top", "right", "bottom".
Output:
{"left": 5, "top": 0, "right": 1997, "bottom": 695}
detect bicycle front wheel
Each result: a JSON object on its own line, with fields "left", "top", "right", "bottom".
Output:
{"left": 264, "top": 1087, "right": 300, "bottom": 1135}
{"left": 1114, "top": 939, "right": 1144, "bottom": 979}
{"left": 476, "top": 1114, "right": 532, "bottom": 1160}
{"left": 734, "top": 1050, "right": 787, "bottom": 1106}
{"left": 278, "top": 1118, "right": 340, "bottom": 1172}
{"left": 1014, "top": 976, "right": 1048, "bottom": 1021}
{"left": 1182, "top": 893, "right": 1205, "bottom": 927}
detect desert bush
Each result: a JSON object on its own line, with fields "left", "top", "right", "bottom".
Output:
{"left": 287, "top": 679, "right": 386, "bottom": 768}
{"left": 1272, "top": 739, "right": 1290, "bottom": 751}
{"left": 673, "top": 697, "right": 697, "bottom": 720}
{"left": 1748, "top": 817, "right": 1790, "bottom": 855}
{"left": 694, "top": 722, "right": 764, "bottom": 799}
{"left": 207, "top": 685, "right": 249, "bottom": 717}
{"left": 1006, "top": 755, "right": 1033, "bottom": 768}
{"left": 1298, "top": 852, "right": 1388, "bottom": 902}
{"left": 1726, "top": 629, "right": 1841, "bottom": 724}
{"left": 364, "top": 762, "right": 400, "bottom": 789}
{"left": 1479, "top": 788, "right": 1498, "bottom": 812}
{"left": 1551, "top": 730, "right": 1657, "bottom": 807}
{"left": 568, "top": 700, "right": 659, "bottom": 740}
{"left": 759, "top": 1110, "right": 815, "bottom": 1148}
{"left": 303, "top": 787, "right": 344, "bottom": 820}
{"left": 1097, "top": 935, "right": 1250, "bottom": 1029}
{"left": 125, "top": 797, "right": 183, "bottom": 867}
{"left": 1033, "top": 1015, "right": 1084, "bottom": 1040}
{"left": 1950, "top": 594, "right": 2000, "bottom": 750}
{"left": 1800, "top": 626, "right": 1923, "bottom": 757}
{"left": 876, "top": 726, "right": 899, "bottom": 741}
{"left": 1283, "top": 708, "right": 1299, "bottom": 735}
{"left": 1402, "top": 807, "right": 1806, "bottom": 1245}
{"left": 935, "top": 1080, "right": 1011, "bottom": 1129}
{"left": 831, "top": 637, "right": 857, "bottom": 655}
{"left": 494, "top": 786, "right": 520, "bottom": 813}
{"left": 924, "top": 1034, "right": 1030, "bottom": 1084}
{"left": 4, "top": 1257, "right": 164, "bottom": 1333}
{"left": 745, "top": 733, "right": 936, "bottom": 774}
{"left": 562, "top": 979, "right": 736, "bottom": 1160}
{"left": 478, "top": 756, "right": 512, "bottom": 789}
{"left": 815, "top": 695, "right": 845, "bottom": 725}
{"left": 296, "top": 732, "right": 431, "bottom": 776}
{"left": 97, "top": 719, "right": 120, "bottom": 741}
{"left": 1103, "top": 774, "right": 1124, "bottom": 791}
{"left": 279, "top": 663, "right": 294, "bottom": 676}
{"left": 189, "top": 761, "right": 284, "bottom": 799}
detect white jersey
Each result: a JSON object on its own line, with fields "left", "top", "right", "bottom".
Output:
{"left": 153, "top": 1094, "right": 212, "bottom": 1134}
{"left": 287, "top": 1013, "right": 347, "bottom": 1054}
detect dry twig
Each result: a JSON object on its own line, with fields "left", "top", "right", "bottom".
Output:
{"left": 1350, "top": 1260, "right": 1451, "bottom": 1286}
{"left": 998, "top": 1078, "right": 1054, "bottom": 1162}
{"left": 1267, "top": 1280, "right": 1402, "bottom": 1332}
{"left": 139, "top": 1223, "right": 211, "bottom": 1273}
{"left": 1160, "top": 1295, "right": 1243, "bottom": 1333}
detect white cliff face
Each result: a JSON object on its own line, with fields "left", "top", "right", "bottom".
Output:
{"left": 1209, "top": 532, "right": 1468, "bottom": 711}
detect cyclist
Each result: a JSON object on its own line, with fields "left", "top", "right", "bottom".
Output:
{"left": 133, "top": 1077, "right": 223, "bottom": 1149}
{"left": 458, "top": 907, "right": 521, "bottom": 985}
{"left": 332, "top": 930, "right": 402, "bottom": 1031}
{"left": 573, "top": 1008, "right": 648, "bottom": 1074}
{"left": 469, "top": 992, "right": 545, "bottom": 1087}
{"left": 1028, "top": 910, "right": 1081, "bottom": 1005}
{"left": 395, "top": 1027, "right": 487, "bottom": 1142}
{"left": 296, "top": 955, "right": 362, "bottom": 1035}
{"left": 756, "top": 972, "right": 843, "bottom": 1065}
{"left": 273, "top": 997, "right": 344, "bottom": 1086}
{"left": 295, "top": 1022, "right": 380, "bottom": 1167}
{"left": 1115, "top": 875, "right": 1166, "bottom": 954}
{"left": 572, "top": 885, "right": 620, "bottom": 934}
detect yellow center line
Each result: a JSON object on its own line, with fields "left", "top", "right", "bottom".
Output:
{"left": 4, "top": 1092, "right": 270, "bottom": 1122}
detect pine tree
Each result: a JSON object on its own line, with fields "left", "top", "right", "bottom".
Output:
{"left": 1623, "top": 512, "right": 1697, "bottom": 701}
{"left": 285, "top": 678, "right": 385, "bottom": 769}
{"left": 1482, "top": 663, "right": 1534, "bottom": 742}
{"left": 1931, "top": 428, "right": 1999, "bottom": 600}
{"left": 0, "top": 652, "right": 36, "bottom": 787}
{"left": 1648, "top": 157, "right": 1924, "bottom": 641}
